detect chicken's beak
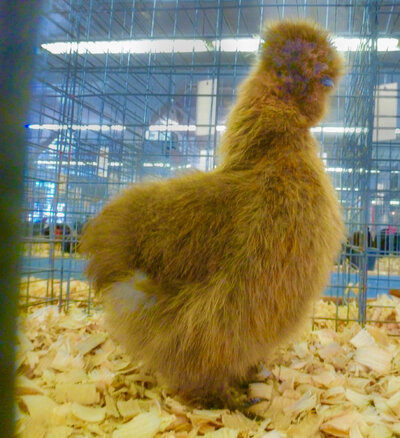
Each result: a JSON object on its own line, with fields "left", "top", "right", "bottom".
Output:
{"left": 320, "top": 77, "right": 335, "bottom": 87}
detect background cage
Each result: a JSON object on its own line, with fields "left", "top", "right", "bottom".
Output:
{"left": 22, "top": 0, "right": 400, "bottom": 328}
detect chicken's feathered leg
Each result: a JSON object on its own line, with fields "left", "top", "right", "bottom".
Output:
{"left": 103, "top": 271, "right": 264, "bottom": 406}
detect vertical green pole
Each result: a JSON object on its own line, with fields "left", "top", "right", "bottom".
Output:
{"left": 0, "top": 2, "right": 40, "bottom": 435}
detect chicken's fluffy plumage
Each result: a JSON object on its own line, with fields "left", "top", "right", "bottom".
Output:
{"left": 81, "top": 20, "right": 345, "bottom": 406}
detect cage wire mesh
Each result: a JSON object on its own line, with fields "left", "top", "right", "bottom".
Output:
{"left": 22, "top": 0, "right": 400, "bottom": 330}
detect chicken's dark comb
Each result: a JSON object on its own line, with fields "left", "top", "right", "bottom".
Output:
{"left": 266, "top": 37, "right": 331, "bottom": 96}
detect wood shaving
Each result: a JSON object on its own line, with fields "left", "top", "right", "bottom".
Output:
{"left": 15, "top": 281, "right": 400, "bottom": 437}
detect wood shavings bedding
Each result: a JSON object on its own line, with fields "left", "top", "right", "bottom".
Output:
{"left": 373, "top": 257, "right": 400, "bottom": 276}
{"left": 23, "top": 243, "right": 83, "bottom": 258}
{"left": 15, "top": 283, "right": 400, "bottom": 438}
{"left": 23, "top": 242, "right": 63, "bottom": 258}
{"left": 19, "top": 278, "right": 90, "bottom": 307}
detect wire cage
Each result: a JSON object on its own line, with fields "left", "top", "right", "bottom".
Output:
{"left": 22, "top": 0, "right": 400, "bottom": 332}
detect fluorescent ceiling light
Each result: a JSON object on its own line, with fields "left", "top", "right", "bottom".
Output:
{"left": 333, "top": 37, "right": 399, "bottom": 51}
{"left": 37, "top": 160, "right": 98, "bottom": 166}
{"left": 378, "top": 38, "right": 399, "bottom": 51}
{"left": 326, "top": 168, "right": 381, "bottom": 174}
{"left": 42, "top": 37, "right": 399, "bottom": 55}
{"left": 326, "top": 167, "right": 353, "bottom": 173}
{"left": 333, "top": 37, "right": 364, "bottom": 51}
{"left": 336, "top": 187, "right": 359, "bottom": 191}
{"left": 42, "top": 39, "right": 209, "bottom": 55}
{"left": 29, "top": 122, "right": 375, "bottom": 137}
{"left": 311, "top": 126, "right": 368, "bottom": 134}
{"left": 37, "top": 160, "right": 122, "bottom": 167}
{"left": 143, "top": 162, "right": 170, "bottom": 168}
{"left": 215, "top": 38, "right": 261, "bottom": 52}
{"left": 148, "top": 124, "right": 196, "bottom": 132}
{"left": 147, "top": 124, "right": 369, "bottom": 135}
{"left": 143, "top": 162, "right": 191, "bottom": 169}
{"left": 26, "top": 124, "right": 125, "bottom": 131}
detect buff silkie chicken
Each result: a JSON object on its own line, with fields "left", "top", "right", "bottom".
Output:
{"left": 81, "top": 20, "right": 345, "bottom": 407}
